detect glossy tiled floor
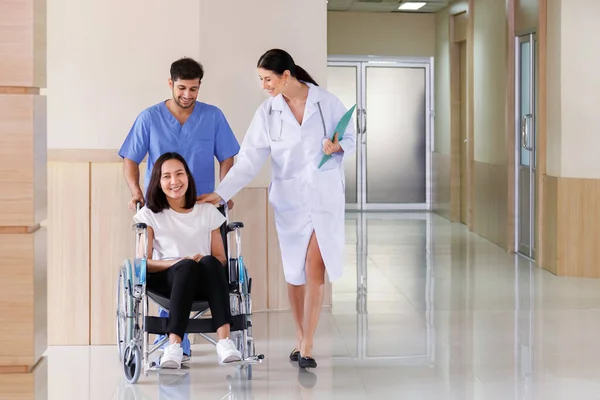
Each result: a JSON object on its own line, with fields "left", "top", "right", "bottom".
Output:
{"left": 39, "top": 213, "right": 600, "bottom": 398}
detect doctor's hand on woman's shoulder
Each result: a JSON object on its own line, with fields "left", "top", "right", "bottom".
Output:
{"left": 197, "top": 192, "right": 224, "bottom": 206}
{"left": 323, "top": 132, "right": 343, "bottom": 156}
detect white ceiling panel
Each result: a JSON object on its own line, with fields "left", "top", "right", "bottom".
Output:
{"left": 327, "top": 0, "right": 450, "bottom": 13}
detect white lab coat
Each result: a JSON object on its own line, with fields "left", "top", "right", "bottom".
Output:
{"left": 215, "top": 83, "right": 356, "bottom": 285}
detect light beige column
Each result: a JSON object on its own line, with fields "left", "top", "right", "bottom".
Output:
{"left": 0, "top": 0, "right": 48, "bottom": 380}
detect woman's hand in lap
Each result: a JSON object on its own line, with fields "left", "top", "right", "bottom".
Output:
{"left": 180, "top": 254, "right": 203, "bottom": 262}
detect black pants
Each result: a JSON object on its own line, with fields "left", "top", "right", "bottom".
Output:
{"left": 147, "top": 256, "right": 232, "bottom": 339}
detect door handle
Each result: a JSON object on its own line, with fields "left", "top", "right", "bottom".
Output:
{"left": 362, "top": 109, "right": 367, "bottom": 134}
{"left": 521, "top": 114, "right": 533, "bottom": 151}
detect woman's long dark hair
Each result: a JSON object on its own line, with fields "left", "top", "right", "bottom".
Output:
{"left": 257, "top": 49, "right": 318, "bottom": 86}
{"left": 146, "top": 152, "right": 197, "bottom": 213}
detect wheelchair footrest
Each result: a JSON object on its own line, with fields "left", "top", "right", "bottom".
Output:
{"left": 220, "top": 354, "right": 265, "bottom": 367}
{"left": 145, "top": 315, "right": 249, "bottom": 334}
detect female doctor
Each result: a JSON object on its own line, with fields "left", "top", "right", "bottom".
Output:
{"left": 199, "top": 49, "right": 355, "bottom": 369}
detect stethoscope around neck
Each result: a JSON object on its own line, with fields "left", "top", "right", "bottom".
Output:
{"left": 268, "top": 102, "right": 327, "bottom": 141}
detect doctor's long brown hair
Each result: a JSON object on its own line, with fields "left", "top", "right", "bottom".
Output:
{"left": 145, "top": 152, "right": 197, "bottom": 213}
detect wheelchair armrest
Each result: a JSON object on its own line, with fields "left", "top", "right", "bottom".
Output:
{"left": 226, "top": 222, "right": 244, "bottom": 232}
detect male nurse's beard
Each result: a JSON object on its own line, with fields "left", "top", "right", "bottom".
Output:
{"left": 173, "top": 91, "right": 194, "bottom": 109}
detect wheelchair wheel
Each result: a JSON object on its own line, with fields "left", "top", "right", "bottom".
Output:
{"left": 117, "top": 260, "right": 135, "bottom": 361}
{"left": 116, "top": 266, "right": 126, "bottom": 361}
{"left": 123, "top": 344, "right": 142, "bottom": 384}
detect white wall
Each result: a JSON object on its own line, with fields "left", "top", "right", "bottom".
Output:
{"left": 473, "top": 0, "right": 507, "bottom": 165}
{"left": 545, "top": 0, "right": 600, "bottom": 179}
{"left": 546, "top": 0, "right": 562, "bottom": 177}
{"left": 46, "top": 0, "right": 327, "bottom": 186}
{"left": 559, "top": 0, "right": 600, "bottom": 179}
{"left": 198, "top": 1, "right": 327, "bottom": 186}
{"left": 46, "top": 0, "right": 201, "bottom": 149}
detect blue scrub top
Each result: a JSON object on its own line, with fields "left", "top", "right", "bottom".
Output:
{"left": 118, "top": 101, "right": 240, "bottom": 196}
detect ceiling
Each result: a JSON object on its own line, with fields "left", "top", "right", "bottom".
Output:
{"left": 327, "top": 0, "right": 450, "bottom": 13}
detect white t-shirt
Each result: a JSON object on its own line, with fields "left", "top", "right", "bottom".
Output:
{"left": 133, "top": 203, "right": 226, "bottom": 261}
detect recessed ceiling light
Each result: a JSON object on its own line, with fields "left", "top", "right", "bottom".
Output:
{"left": 398, "top": 2, "right": 427, "bottom": 10}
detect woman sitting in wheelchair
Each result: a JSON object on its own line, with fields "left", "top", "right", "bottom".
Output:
{"left": 133, "top": 152, "right": 242, "bottom": 369}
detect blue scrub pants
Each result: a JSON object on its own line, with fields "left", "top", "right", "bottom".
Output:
{"left": 155, "top": 308, "right": 191, "bottom": 356}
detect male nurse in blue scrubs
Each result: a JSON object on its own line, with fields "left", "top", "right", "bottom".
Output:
{"left": 118, "top": 57, "right": 240, "bottom": 363}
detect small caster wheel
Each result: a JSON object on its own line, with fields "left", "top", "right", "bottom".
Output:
{"left": 123, "top": 345, "right": 142, "bottom": 384}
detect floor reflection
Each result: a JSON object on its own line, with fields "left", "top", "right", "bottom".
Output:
{"left": 21, "top": 212, "right": 600, "bottom": 399}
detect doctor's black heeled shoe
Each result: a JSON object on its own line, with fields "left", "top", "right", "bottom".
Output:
{"left": 289, "top": 349, "right": 300, "bottom": 362}
{"left": 298, "top": 354, "right": 317, "bottom": 369}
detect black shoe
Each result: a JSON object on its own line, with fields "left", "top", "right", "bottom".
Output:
{"left": 298, "top": 355, "right": 317, "bottom": 369}
{"left": 289, "top": 349, "right": 300, "bottom": 362}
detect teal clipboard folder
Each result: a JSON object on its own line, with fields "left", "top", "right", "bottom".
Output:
{"left": 318, "top": 104, "right": 356, "bottom": 169}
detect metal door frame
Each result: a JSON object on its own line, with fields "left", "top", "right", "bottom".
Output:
{"left": 514, "top": 33, "right": 537, "bottom": 260}
{"left": 327, "top": 60, "right": 363, "bottom": 210}
{"left": 328, "top": 55, "right": 434, "bottom": 211}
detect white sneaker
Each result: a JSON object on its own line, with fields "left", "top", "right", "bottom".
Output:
{"left": 216, "top": 338, "right": 242, "bottom": 364}
{"left": 161, "top": 342, "right": 183, "bottom": 369}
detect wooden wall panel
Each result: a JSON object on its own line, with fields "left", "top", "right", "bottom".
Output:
{"left": 541, "top": 176, "right": 600, "bottom": 278}
{"left": 447, "top": 10, "right": 469, "bottom": 224}
{"left": 449, "top": 15, "right": 462, "bottom": 223}
{"left": 515, "top": 0, "right": 539, "bottom": 35}
{"left": 0, "top": 356, "right": 47, "bottom": 400}
{"left": 537, "top": 0, "right": 548, "bottom": 269}
{"left": 33, "top": 0, "right": 47, "bottom": 89}
{"left": 47, "top": 162, "right": 89, "bottom": 345}
{"left": 0, "top": 227, "right": 46, "bottom": 368}
{"left": 556, "top": 178, "right": 600, "bottom": 278}
{"left": 432, "top": 152, "right": 452, "bottom": 221}
{"left": 453, "top": 12, "right": 469, "bottom": 42}
{"left": 467, "top": 0, "right": 475, "bottom": 230}
{"left": 473, "top": 161, "right": 509, "bottom": 249}
{"left": 90, "top": 163, "right": 137, "bottom": 345}
{"left": 267, "top": 206, "right": 289, "bottom": 310}
{"left": 228, "top": 189, "right": 268, "bottom": 311}
{"left": 0, "top": 0, "right": 46, "bottom": 87}
{"left": 0, "top": 95, "right": 46, "bottom": 227}
{"left": 541, "top": 175, "right": 557, "bottom": 274}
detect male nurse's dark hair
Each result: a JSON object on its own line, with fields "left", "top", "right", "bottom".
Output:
{"left": 257, "top": 49, "right": 318, "bottom": 86}
{"left": 170, "top": 57, "right": 204, "bottom": 82}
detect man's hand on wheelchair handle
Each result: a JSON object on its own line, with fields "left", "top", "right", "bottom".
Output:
{"left": 129, "top": 191, "right": 144, "bottom": 211}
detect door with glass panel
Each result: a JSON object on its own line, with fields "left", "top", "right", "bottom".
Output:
{"left": 327, "top": 58, "right": 432, "bottom": 211}
{"left": 326, "top": 63, "right": 360, "bottom": 208}
{"left": 516, "top": 34, "right": 537, "bottom": 259}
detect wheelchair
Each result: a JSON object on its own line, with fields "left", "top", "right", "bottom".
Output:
{"left": 115, "top": 203, "right": 264, "bottom": 384}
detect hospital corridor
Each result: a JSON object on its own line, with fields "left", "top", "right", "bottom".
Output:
{"left": 2, "top": 0, "right": 600, "bottom": 399}
{"left": 41, "top": 213, "right": 600, "bottom": 399}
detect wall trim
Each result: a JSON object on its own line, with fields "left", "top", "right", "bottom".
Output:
{"left": 48, "top": 149, "right": 127, "bottom": 163}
